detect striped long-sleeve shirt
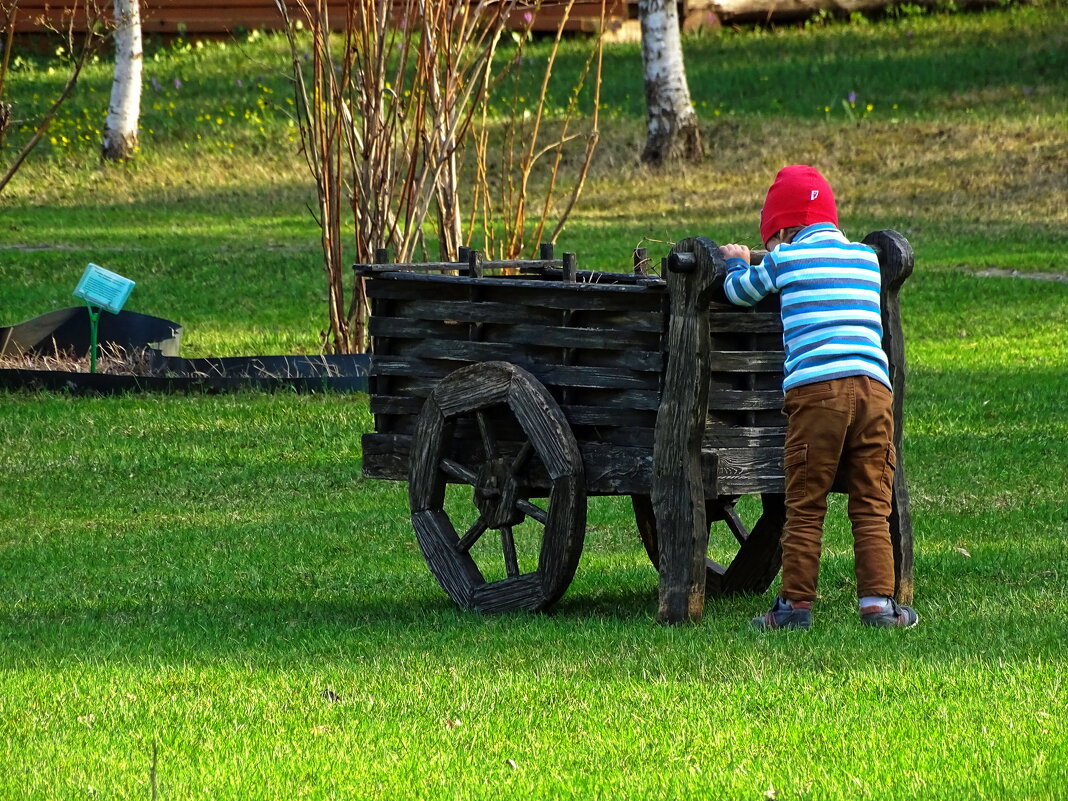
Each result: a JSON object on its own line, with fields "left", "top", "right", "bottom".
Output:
{"left": 722, "top": 223, "right": 891, "bottom": 393}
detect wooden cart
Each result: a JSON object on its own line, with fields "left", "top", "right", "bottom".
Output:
{"left": 359, "top": 232, "right": 914, "bottom": 624}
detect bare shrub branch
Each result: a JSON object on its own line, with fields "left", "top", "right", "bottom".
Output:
{"left": 278, "top": 0, "right": 604, "bottom": 352}
{"left": 0, "top": 0, "right": 111, "bottom": 195}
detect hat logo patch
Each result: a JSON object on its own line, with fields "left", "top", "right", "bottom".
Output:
{"left": 810, "top": 190, "right": 820, "bottom": 201}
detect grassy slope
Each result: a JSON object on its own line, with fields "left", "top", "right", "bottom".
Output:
{"left": 2, "top": 3, "right": 1067, "bottom": 355}
{"left": 1, "top": 4, "right": 1067, "bottom": 799}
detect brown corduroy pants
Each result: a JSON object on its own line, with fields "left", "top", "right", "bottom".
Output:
{"left": 780, "top": 375, "right": 897, "bottom": 602}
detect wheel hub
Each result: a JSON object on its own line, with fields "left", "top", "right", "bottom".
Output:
{"left": 473, "top": 458, "right": 525, "bottom": 528}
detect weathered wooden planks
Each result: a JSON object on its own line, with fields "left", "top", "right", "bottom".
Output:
{"left": 367, "top": 268, "right": 668, "bottom": 492}
{"left": 865, "top": 229, "right": 916, "bottom": 603}
{"left": 704, "top": 291, "right": 786, "bottom": 499}
{"left": 371, "top": 316, "right": 660, "bottom": 351}
{"left": 651, "top": 237, "right": 721, "bottom": 625}
{"left": 396, "top": 339, "right": 663, "bottom": 373}
{"left": 706, "top": 311, "right": 784, "bottom": 334}
{"left": 706, "top": 388, "right": 784, "bottom": 411}
{"left": 713, "top": 447, "right": 785, "bottom": 494}
{"left": 373, "top": 356, "right": 659, "bottom": 390}
{"left": 707, "top": 350, "right": 785, "bottom": 372}
{"left": 11, "top": 0, "right": 632, "bottom": 36}
{"left": 364, "top": 431, "right": 718, "bottom": 496}
{"left": 367, "top": 271, "right": 666, "bottom": 314}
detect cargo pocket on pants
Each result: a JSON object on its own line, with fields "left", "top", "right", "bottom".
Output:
{"left": 783, "top": 443, "right": 808, "bottom": 503}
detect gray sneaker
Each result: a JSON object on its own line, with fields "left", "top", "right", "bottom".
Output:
{"left": 751, "top": 597, "right": 812, "bottom": 630}
{"left": 861, "top": 599, "right": 919, "bottom": 628}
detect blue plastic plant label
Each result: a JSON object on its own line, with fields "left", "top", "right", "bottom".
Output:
{"left": 73, "top": 263, "right": 135, "bottom": 315}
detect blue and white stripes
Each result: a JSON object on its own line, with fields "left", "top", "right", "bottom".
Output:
{"left": 722, "top": 223, "right": 891, "bottom": 392}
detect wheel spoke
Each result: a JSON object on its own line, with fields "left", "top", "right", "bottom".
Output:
{"left": 722, "top": 504, "right": 749, "bottom": 545}
{"left": 516, "top": 498, "right": 548, "bottom": 525}
{"left": 440, "top": 457, "right": 477, "bottom": 485}
{"left": 456, "top": 518, "right": 490, "bottom": 554}
{"left": 501, "top": 526, "right": 521, "bottom": 578}
{"left": 510, "top": 440, "right": 534, "bottom": 475}
{"left": 476, "top": 411, "right": 498, "bottom": 460}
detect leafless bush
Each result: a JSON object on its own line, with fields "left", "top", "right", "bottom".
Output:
{"left": 276, "top": 0, "right": 603, "bottom": 353}
{"left": 471, "top": 3, "right": 603, "bottom": 260}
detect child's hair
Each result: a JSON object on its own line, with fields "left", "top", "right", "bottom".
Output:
{"left": 759, "top": 165, "right": 838, "bottom": 246}
{"left": 775, "top": 225, "right": 805, "bottom": 246}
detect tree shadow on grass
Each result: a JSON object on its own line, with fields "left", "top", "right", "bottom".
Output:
{"left": 0, "top": 564, "right": 664, "bottom": 666}
{"left": 6, "top": 564, "right": 1065, "bottom": 671}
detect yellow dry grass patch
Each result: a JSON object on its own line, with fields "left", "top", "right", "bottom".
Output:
{"left": 581, "top": 117, "right": 1068, "bottom": 236}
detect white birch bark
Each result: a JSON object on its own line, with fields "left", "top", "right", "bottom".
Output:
{"left": 101, "top": 0, "right": 142, "bottom": 161}
{"left": 638, "top": 0, "right": 702, "bottom": 166}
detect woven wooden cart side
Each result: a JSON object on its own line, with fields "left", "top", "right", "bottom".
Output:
{"left": 359, "top": 256, "right": 672, "bottom": 613}
{"left": 700, "top": 289, "right": 789, "bottom": 599}
{"left": 704, "top": 293, "right": 787, "bottom": 493}
{"left": 361, "top": 269, "right": 670, "bottom": 496}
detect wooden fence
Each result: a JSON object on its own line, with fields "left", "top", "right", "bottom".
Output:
{"left": 8, "top": 0, "right": 636, "bottom": 36}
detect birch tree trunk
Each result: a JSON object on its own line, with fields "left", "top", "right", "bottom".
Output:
{"left": 101, "top": 0, "right": 142, "bottom": 161}
{"left": 638, "top": 0, "right": 702, "bottom": 166}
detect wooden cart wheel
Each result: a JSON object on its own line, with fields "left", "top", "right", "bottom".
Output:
{"left": 631, "top": 493, "right": 785, "bottom": 597}
{"left": 409, "top": 361, "right": 587, "bottom": 613}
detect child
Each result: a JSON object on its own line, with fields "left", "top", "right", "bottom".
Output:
{"left": 718, "top": 164, "right": 918, "bottom": 630}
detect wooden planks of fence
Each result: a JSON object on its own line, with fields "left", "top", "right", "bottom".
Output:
{"left": 9, "top": 0, "right": 632, "bottom": 36}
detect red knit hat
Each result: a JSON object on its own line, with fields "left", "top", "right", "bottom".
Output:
{"left": 759, "top": 165, "right": 838, "bottom": 247}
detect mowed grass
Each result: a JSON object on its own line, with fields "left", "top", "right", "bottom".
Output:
{"left": 0, "top": 344, "right": 1065, "bottom": 799}
{"left": 2, "top": 2, "right": 1068, "bottom": 799}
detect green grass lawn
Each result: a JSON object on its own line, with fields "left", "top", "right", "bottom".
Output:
{"left": 2, "top": 2, "right": 1067, "bottom": 799}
